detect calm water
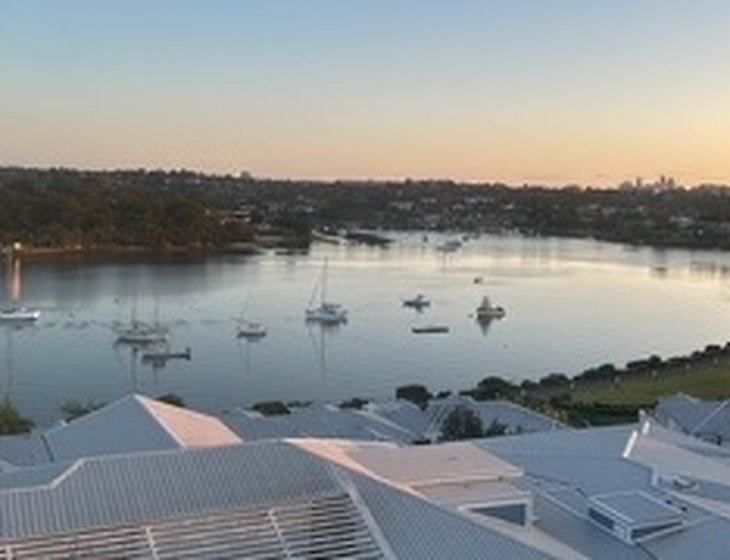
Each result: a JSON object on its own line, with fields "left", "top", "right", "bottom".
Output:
{"left": 3, "top": 233, "right": 730, "bottom": 426}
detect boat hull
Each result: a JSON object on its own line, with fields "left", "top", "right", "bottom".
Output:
{"left": 412, "top": 326, "right": 449, "bottom": 334}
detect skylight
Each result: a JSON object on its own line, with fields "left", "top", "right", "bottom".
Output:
{"left": 588, "top": 491, "right": 685, "bottom": 544}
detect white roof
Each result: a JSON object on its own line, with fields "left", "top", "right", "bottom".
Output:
{"left": 296, "top": 439, "right": 523, "bottom": 489}
{"left": 44, "top": 395, "right": 241, "bottom": 461}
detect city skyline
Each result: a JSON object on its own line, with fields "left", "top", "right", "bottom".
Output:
{"left": 2, "top": 0, "right": 729, "bottom": 186}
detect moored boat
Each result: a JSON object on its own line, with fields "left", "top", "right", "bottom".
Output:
{"left": 237, "top": 321, "right": 267, "bottom": 339}
{"left": 305, "top": 259, "right": 348, "bottom": 324}
{"left": 402, "top": 294, "right": 431, "bottom": 309}
{"left": 116, "top": 322, "right": 168, "bottom": 345}
{"left": 476, "top": 296, "right": 506, "bottom": 319}
{"left": 412, "top": 325, "right": 450, "bottom": 334}
{"left": 436, "top": 239, "right": 462, "bottom": 253}
{"left": 0, "top": 307, "right": 41, "bottom": 322}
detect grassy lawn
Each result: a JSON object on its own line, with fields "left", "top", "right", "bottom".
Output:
{"left": 569, "top": 359, "right": 730, "bottom": 405}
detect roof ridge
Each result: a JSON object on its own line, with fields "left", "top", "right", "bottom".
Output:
{"left": 44, "top": 394, "right": 141, "bottom": 437}
{"left": 137, "top": 397, "right": 188, "bottom": 448}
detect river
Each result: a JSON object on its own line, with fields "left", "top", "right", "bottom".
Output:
{"left": 3, "top": 232, "right": 730, "bottom": 426}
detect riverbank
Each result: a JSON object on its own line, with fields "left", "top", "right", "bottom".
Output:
{"left": 456, "top": 341, "right": 730, "bottom": 426}
{"left": 2, "top": 235, "right": 310, "bottom": 261}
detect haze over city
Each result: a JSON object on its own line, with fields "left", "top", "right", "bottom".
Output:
{"left": 2, "top": 0, "right": 729, "bottom": 186}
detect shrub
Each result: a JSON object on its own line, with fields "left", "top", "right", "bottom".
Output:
{"left": 0, "top": 399, "right": 34, "bottom": 434}
{"left": 252, "top": 401, "right": 290, "bottom": 416}
{"left": 464, "top": 376, "right": 518, "bottom": 400}
{"left": 484, "top": 420, "right": 508, "bottom": 438}
{"left": 396, "top": 384, "right": 432, "bottom": 410}
{"left": 158, "top": 394, "right": 185, "bottom": 408}
{"left": 538, "top": 373, "right": 570, "bottom": 388}
{"left": 61, "top": 400, "right": 105, "bottom": 421}
{"left": 441, "top": 406, "right": 484, "bottom": 441}
{"left": 340, "top": 398, "right": 368, "bottom": 410}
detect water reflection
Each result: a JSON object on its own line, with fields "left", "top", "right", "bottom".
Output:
{"left": 476, "top": 316, "right": 495, "bottom": 336}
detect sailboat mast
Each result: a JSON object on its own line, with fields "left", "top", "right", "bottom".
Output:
{"left": 321, "top": 258, "right": 328, "bottom": 304}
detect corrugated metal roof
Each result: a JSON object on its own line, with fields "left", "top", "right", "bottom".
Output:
{"left": 0, "top": 442, "right": 340, "bottom": 540}
{"left": 224, "top": 397, "right": 563, "bottom": 446}
{"left": 655, "top": 395, "right": 723, "bottom": 435}
{"left": 426, "top": 396, "right": 566, "bottom": 436}
{"left": 351, "top": 471, "right": 555, "bottom": 560}
{"left": 224, "top": 403, "right": 422, "bottom": 443}
{"left": 481, "top": 423, "right": 730, "bottom": 559}
{"left": 0, "top": 493, "right": 386, "bottom": 560}
{"left": 44, "top": 395, "right": 241, "bottom": 462}
{"left": 0, "top": 435, "right": 51, "bottom": 467}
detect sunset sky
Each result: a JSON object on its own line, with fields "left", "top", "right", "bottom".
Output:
{"left": 2, "top": 0, "right": 729, "bottom": 186}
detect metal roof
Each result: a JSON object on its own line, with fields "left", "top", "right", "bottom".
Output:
{"left": 43, "top": 395, "right": 241, "bottom": 461}
{"left": 481, "top": 423, "right": 730, "bottom": 559}
{"left": 0, "top": 442, "right": 341, "bottom": 540}
{"left": 346, "top": 441, "right": 523, "bottom": 488}
{"left": 351, "top": 471, "right": 555, "bottom": 560}
{"left": 224, "top": 403, "right": 423, "bottom": 444}
{"left": 655, "top": 395, "right": 725, "bottom": 436}
{"left": 0, "top": 493, "right": 385, "bottom": 560}
{"left": 0, "top": 435, "right": 51, "bottom": 468}
{"left": 427, "top": 395, "right": 566, "bottom": 436}
{"left": 224, "top": 397, "right": 563, "bottom": 446}
{"left": 0, "top": 437, "right": 562, "bottom": 560}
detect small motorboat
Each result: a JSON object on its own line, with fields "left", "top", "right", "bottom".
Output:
{"left": 412, "top": 325, "right": 450, "bottom": 334}
{"left": 476, "top": 296, "right": 506, "bottom": 319}
{"left": 237, "top": 321, "right": 267, "bottom": 339}
{"left": 402, "top": 294, "right": 431, "bottom": 309}
{"left": 0, "top": 307, "right": 41, "bottom": 322}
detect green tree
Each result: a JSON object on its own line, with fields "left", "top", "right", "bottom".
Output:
{"left": 0, "top": 399, "right": 34, "bottom": 434}
{"left": 396, "top": 384, "right": 432, "bottom": 410}
{"left": 441, "top": 406, "right": 484, "bottom": 441}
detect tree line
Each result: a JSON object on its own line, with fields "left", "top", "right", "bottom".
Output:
{"left": 0, "top": 179, "right": 238, "bottom": 250}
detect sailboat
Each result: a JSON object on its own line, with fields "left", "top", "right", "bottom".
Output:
{"left": 237, "top": 321, "right": 267, "bottom": 339}
{"left": 116, "top": 298, "right": 167, "bottom": 345}
{"left": 476, "top": 295, "right": 506, "bottom": 319}
{"left": 305, "top": 259, "right": 347, "bottom": 324}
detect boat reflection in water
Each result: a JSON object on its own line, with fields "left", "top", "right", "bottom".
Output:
{"left": 476, "top": 315, "right": 495, "bottom": 336}
{"left": 141, "top": 346, "right": 192, "bottom": 370}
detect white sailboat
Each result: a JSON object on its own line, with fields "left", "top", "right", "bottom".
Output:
{"left": 305, "top": 259, "right": 347, "bottom": 324}
{"left": 116, "top": 298, "right": 167, "bottom": 345}
{"left": 237, "top": 321, "right": 267, "bottom": 339}
{"left": 116, "top": 321, "right": 167, "bottom": 344}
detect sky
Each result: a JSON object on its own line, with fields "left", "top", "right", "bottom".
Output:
{"left": 1, "top": 0, "right": 729, "bottom": 186}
